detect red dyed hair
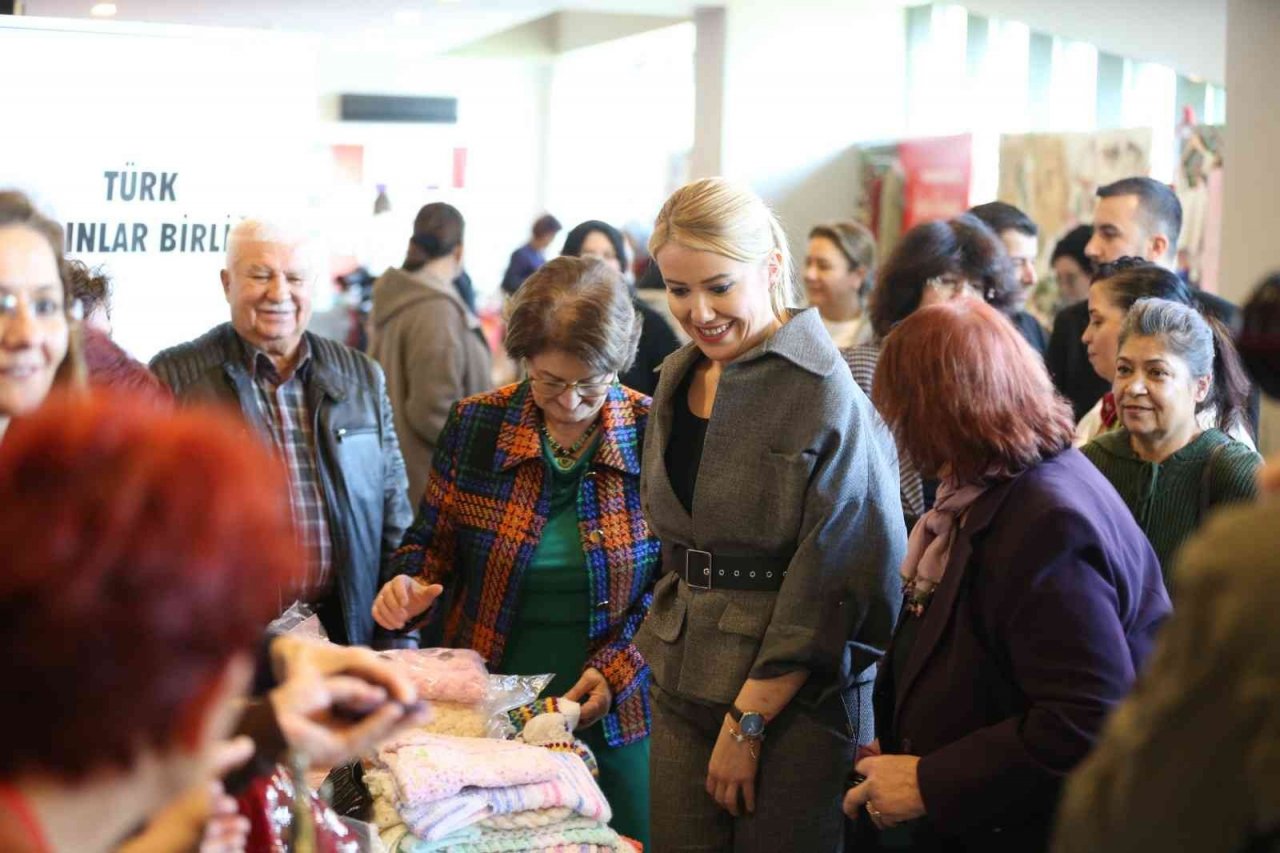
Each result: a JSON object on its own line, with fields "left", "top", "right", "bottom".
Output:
{"left": 0, "top": 390, "right": 301, "bottom": 780}
{"left": 873, "top": 300, "right": 1074, "bottom": 483}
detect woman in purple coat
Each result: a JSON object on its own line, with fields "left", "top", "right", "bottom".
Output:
{"left": 843, "top": 299, "right": 1171, "bottom": 852}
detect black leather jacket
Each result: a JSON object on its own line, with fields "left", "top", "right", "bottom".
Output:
{"left": 150, "top": 323, "right": 414, "bottom": 648}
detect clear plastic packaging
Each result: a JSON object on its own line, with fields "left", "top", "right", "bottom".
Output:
{"left": 376, "top": 647, "right": 489, "bottom": 704}
{"left": 267, "top": 600, "right": 328, "bottom": 640}
{"left": 484, "top": 673, "right": 554, "bottom": 738}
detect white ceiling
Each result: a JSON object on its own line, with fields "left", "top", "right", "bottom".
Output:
{"left": 950, "top": 0, "right": 1225, "bottom": 83}
{"left": 20, "top": 0, "right": 1228, "bottom": 81}
{"left": 21, "top": 0, "right": 700, "bottom": 52}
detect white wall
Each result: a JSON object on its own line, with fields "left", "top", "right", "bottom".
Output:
{"left": 1221, "top": 0, "right": 1280, "bottom": 453}
{"left": 718, "top": 0, "right": 908, "bottom": 251}
{"left": 314, "top": 39, "right": 551, "bottom": 302}
{"left": 544, "top": 23, "right": 695, "bottom": 237}
{"left": 0, "top": 16, "right": 551, "bottom": 365}
{"left": 0, "top": 17, "right": 321, "bottom": 360}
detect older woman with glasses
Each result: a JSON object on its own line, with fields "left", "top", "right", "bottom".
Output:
{"left": 371, "top": 256, "right": 659, "bottom": 846}
{"left": 843, "top": 214, "right": 1021, "bottom": 526}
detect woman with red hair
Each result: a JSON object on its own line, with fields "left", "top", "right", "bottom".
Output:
{"left": 842, "top": 299, "right": 1170, "bottom": 852}
{"left": 0, "top": 390, "right": 304, "bottom": 852}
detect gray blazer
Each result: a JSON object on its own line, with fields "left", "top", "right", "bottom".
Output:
{"left": 634, "top": 307, "right": 906, "bottom": 708}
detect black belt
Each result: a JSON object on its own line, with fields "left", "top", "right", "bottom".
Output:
{"left": 663, "top": 542, "right": 790, "bottom": 591}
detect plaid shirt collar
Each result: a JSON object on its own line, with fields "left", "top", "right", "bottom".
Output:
{"left": 241, "top": 335, "right": 313, "bottom": 386}
{"left": 494, "top": 381, "right": 642, "bottom": 477}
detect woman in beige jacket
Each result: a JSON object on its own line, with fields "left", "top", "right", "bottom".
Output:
{"left": 369, "top": 203, "right": 492, "bottom": 504}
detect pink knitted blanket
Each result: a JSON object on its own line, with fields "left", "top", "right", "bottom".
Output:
{"left": 400, "top": 753, "right": 611, "bottom": 841}
{"left": 377, "top": 733, "right": 560, "bottom": 806}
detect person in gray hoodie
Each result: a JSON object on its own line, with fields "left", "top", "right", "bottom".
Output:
{"left": 369, "top": 202, "right": 492, "bottom": 505}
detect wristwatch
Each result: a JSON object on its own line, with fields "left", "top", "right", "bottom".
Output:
{"left": 729, "top": 704, "right": 766, "bottom": 740}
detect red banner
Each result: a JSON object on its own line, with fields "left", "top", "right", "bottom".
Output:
{"left": 898, "top": 134, "right": 972, "bottom": 231}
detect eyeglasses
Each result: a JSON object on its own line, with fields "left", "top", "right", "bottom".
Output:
{"left": 528, "top": 373, "right": 615, "bottom": 400}
{"left": 925, "top": 275, "right": 986, "bottom": 301}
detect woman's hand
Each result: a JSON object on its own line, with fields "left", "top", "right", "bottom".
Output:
{"left": 843, "top": 754, "right": 925, "bottom": 829}
{"left": 269, "top": 635, "right": 415, "bottom": 702}
{"left": 706, "top": 716, "right": 760, "bottom": 817}
{"left": 117, "top": 738, "right": 253, "bottom": 853}
{"left": 562, "top": 667, "right": 612, "bottom": 728}
{"left": 370, "top": 576, "right": 444, "bottom": 631}
{"left": 269, "top": 672, "right": 429, "bottom": 768}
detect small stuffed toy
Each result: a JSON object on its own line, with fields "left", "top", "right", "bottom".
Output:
{"left": 508, "top": 698, "right": 599, "bottom": 777}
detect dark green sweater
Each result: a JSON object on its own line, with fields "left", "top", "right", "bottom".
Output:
{"left": 1082, "top": 428, "right": 1260, "bottom": 579}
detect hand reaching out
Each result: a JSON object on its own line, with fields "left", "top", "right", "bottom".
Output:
{"left": 371, "top": 576, "right": 444, "bottom": 631}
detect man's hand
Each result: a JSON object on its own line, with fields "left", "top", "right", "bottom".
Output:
{"left": 562, "top": 667, "right": 612, "bottom": 728}
{"left": 371, "top": 576, "right": 444, "bottom": 631}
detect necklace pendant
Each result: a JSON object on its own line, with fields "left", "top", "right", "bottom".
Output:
{"left": 554, "top": 455, "right": 575, "bottom": 471}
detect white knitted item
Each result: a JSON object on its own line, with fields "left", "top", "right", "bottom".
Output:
{"left": 363, "top": 769, "right": 406, "bottom": 830}
{"left": 477, "top": 807, "right": 575, "bottom": 830}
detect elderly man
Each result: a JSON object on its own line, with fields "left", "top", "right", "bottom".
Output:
{"left": 150, "top": 219, "right": 413, "bottom": 649}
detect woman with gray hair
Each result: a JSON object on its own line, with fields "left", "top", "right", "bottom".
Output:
{"left": 1082, "top": 297, "right": 1261, "bottom": 581}
{"left": 371, "top": 256, "right": 658, "bottom": 846}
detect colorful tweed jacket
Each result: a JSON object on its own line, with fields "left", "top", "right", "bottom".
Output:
{"left": 389, "top": 381, "right": 659, "bottom": 746}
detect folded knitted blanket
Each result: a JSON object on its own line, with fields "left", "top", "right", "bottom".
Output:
{"left": 377, "top": 733, "right": 561, "bottom": 807}
{"left": 400, "top": 753, "right": 610, "bottom": 841}
{"left": 382, "top": 816, "right": 623, "bottom": 853}
{"left": 479, "top": 807, "right": 574, "bottom": 830}
{"left": 379, "top": 648, "right": 490, "bottom": 704}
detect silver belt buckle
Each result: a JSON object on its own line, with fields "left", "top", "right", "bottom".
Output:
{"left": 685, "top": 548, "right": 713, "bottom": 590}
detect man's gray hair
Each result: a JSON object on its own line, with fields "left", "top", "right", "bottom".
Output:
{"left": 1119, "top": 297, "right": 1214, "bottom": 379}
{"left": 225, "top": 217, "right": 318, "bottom": 272}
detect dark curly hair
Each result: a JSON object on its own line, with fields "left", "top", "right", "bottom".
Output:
{"left": 868, "top": 213, "right": 1020, "bottom": 340}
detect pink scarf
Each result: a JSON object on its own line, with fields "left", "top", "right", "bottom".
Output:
{"left": 899, "top": 479, "right": 992, "bottom": 617}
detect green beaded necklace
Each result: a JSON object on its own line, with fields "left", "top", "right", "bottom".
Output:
{"left": 541, "top": 419, "right": 600, "bottom": 470}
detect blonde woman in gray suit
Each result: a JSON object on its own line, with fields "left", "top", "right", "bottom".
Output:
{"left": 634, "top": 178, "right": 906, "bottom": 851}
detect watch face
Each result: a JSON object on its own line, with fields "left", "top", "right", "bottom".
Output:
{"left": 740, "top": 712, "right": 765, "bottom": 738}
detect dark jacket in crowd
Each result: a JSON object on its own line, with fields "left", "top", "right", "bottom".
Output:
{"left": 501, "top": 244, "right": 545, "bottom": 295}
{"left": 1011, "top": 309, "right": 1048, "bottom": 358}
{"left": 619, "top": 298, "right": 679, "bottom": 397}
{"left": 150, "top": 323, "right": 414, "bottom": 649}
{"left": 871, "top": 448, "right": 1170, "bottom": 852}
{"left": 1052, "top": 495, "right": 1280, "bottom": 853}
{"left": 1048, "top": 300, "right": 1110, "bottom": 421}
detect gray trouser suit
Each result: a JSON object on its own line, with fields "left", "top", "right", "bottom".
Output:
{"left": 649, "top": 683, "right": 858, "bottom": 852}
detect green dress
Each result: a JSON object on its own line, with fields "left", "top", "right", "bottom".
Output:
{"left": 500, "top": 434, "right": 650, "bottom": 847}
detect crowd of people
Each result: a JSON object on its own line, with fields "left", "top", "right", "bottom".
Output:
{"left": 1, "top": 165, "right": 1278, "bottom": 853}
